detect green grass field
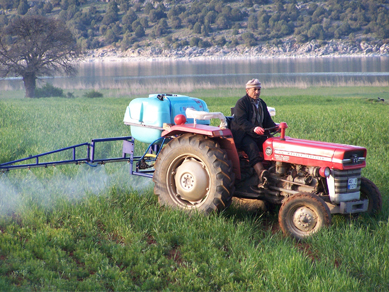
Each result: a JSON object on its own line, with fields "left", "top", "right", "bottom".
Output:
{"left": 0, "top": 87, "right": 388, "bottom": 291}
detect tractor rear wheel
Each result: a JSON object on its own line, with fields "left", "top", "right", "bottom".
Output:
{"left": 279, "top": 193, "right": 331, "bottom": 240}
{"left": 153, "top": 134, "right": 234, "bottom": 214}
{"left": 360, "top": 177, "right": 382, "bottom": 215}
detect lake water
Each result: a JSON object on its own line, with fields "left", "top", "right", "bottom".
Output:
{"left": 1, "top": 56, "right": 389, "bottom": 91}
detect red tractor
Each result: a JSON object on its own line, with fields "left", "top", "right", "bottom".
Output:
{"left": 1, "top": 93, "right": 381, "bottom": 240}
{"left": 143, "top": 94, "right": 382, "bottom": 240}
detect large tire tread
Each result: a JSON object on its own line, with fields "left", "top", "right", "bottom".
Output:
{"left": 153, "top": 134, "right": 234, "bottom": 214}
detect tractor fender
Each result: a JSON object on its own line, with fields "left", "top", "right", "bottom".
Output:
{"left": 161, "top": 124, "right": 241, "bottom": 180}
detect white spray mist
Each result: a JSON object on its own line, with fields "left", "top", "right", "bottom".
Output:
{"left": 0, "top": 163, "right": 153, "bottom": 215}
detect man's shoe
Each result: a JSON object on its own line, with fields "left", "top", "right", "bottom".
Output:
{"left": 257, "top": 170, "right": 269, "bottom": 188}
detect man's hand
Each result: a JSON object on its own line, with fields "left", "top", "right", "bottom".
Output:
{"left": 254, "top": 127, "right": 265, "bottom": 135}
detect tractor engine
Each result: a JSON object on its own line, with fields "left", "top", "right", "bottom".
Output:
{"left": 268, "top": 162, "right": 326, "bottom": 197}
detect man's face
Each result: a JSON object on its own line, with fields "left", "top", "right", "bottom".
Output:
{"left": 246, "top": 87, "right": 261, "bottom": 99}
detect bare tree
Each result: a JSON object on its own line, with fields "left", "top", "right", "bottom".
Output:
{"left": 0, "top": 15, "right": 80, "bottom": 97}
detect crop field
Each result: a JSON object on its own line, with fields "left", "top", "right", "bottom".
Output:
{"left": 0, "top": 87, "right": 389, "bottom": 291}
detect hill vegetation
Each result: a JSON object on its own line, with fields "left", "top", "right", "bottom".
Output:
{"left": 0, "top": 0, "right": 388, "bottom": 54}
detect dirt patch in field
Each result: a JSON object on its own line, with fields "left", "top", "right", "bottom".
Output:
{"left": 296, "top": 242, "right": 320, "bottom": 262}
{"left": 334, "top": 258, "right": 341, "bottom": 267}
{"left": 69, "top": 251, "right": 85, "bottom": 268}
{"left": 145, "top": 234, "right": 157, "bottom": 245}
{"left": 166, "top": 245, "right": 183, "bottom": 266}
{"left": 261, "top": 218, "right": 280, "bottom": 234}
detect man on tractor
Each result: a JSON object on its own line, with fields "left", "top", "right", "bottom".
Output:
{"left": 230, "top": 78, "right": 278, "bottom": 187}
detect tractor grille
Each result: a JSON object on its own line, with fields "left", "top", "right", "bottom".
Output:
{"left": 332, "top": 168, "right": 362, "bottom": 194}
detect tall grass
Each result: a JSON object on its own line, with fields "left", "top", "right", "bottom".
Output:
{"left": 0, "top": 89, "right": 388, "bottom": 290}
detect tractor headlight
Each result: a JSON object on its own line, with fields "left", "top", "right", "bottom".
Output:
{"left": 319, "top": 167, "right": 331, "bottom": 178}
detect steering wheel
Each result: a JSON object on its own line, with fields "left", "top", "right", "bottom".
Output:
{"left": 264, "top": 125, "right": 281, "bottom": 137}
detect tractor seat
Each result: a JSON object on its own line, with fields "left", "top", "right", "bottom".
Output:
{"left": 225, "top": 107, "right": 235, "bottom": 129}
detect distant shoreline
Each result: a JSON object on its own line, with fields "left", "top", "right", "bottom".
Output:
{"left": 80, "top": 53, "right": 389, "bottom": 63}
{"left": 80, "top": 40, "right": 389, "bottom": 63}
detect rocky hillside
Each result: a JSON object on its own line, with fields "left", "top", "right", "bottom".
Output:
{"left": 85, "top": 39, "right": 389, "bottom": 62}
{"left": 1, "top": 0, "right": 389, "bottom": 60}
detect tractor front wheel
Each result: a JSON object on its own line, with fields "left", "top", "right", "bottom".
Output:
{"left": 279, "top": 193, "right": 331, "bottom": 240}
{"left": 360, "top": 177, "right": 382, "bottom": 215}
{"left": 153, "top": 134, "right": 234, "bottom": 214}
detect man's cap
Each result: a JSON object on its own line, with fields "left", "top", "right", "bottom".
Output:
{"left": 246, "top": 78, "right": 261, "bottom": 89}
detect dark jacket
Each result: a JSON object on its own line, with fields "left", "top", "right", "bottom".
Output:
{"left": 230, "top": 94, "right": 276, "bottom": 145}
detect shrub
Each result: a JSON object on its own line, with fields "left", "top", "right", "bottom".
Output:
{"left": 35, "top": 83, "right": 64, "bottom": 98}
{"left": 144, "top": 2, "right": 154, "bottom": 14}
{"left": 132, "top": 19, "right": 141, "bottom": 31}
{"left": 17, "top": 0, "right": 29, "bottom": 15}
{"left": 135, "top": 25, "right": 145, "bottom": 38}
{"left": 216, "top": 15, "right": 230, "bottom": 30}
{"left": 198, "top": 39, "right": 212, "bottom": 48}
{"left": 242, "top": 31, "right": 256, "bottom": 46}
{"left": 121, "top": 33, "right": 132, "bottom": 51}
{"left": 214, "top": 36, "right": 227, "bottom": 47}
{"left": 171, "top": 16, "right": 181, "bottom": 29}
{"left": 140, "top": 17, "right": 148, "bottom": 28}
{"left": 201, "top": 24, "right": 210, "bottom": 37}
{"left": 134, "top": 2, "right": 142, "bottom": 12}
{"left": 104, "top": 29, "right": 117, "bottom": 44}
{"left": 308, "top": 24, "right": 324, "bottom": 40}
{"left": 248, "top": 15, "right": 258, "bottom": 30}
{"left": 122, "top": 9, "right": 138, "bottom": 31}
{"left": 43, "top": 2, "right": 53, "bottom": 13}
{"left": 205, "top": 11, "right": 217, "bottom": 24}
{"left": 296, "top": 33, "right": 308, "bottom": 43}
{"left": 231, "top": 8, "right": 244, "bottom": 21}
{"left": 83, "top": 90, "right": 103, "bottom": 98}
{"left": 172, "top": 41, "right": 181, "bottom": 49}
{"left": 190, "top": 36, "right": 201, "bottom": 47}
{"left": 180, "top": 40, "right": 189, "bottom": 47}
{"left": 193, "top": 22, "right": 201, "bottom": 34}
{"left": 230, "top": 37, "right": 239, "bottom": 47}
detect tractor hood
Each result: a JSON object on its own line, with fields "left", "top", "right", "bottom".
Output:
{"left": 263, "top": 136, "right": 366, "bottom": 170}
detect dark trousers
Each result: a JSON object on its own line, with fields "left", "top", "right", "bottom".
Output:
{"left": 236, "top": 135, "right": 267, "bottom": 167}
